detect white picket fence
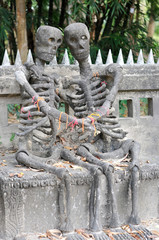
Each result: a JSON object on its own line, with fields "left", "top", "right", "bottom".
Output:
{"left": 1, "top": 48, "right": 159, "bottom": 66}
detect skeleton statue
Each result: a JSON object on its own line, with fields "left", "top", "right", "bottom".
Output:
{"left": 15, "top": 25, "right": 106, "bottom": 240}
{"left": 62, "top": 23, "right": 141, "bottom": 231}
{"left": 15, "top": 23, "right": 140, "bottom": 240}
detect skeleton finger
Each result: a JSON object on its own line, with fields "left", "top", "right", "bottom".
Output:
{"left": 94, "top": 99, "right": 105, "bottom": 107}
{"left": 31, "top": 83, "right": 50, "bottom": 89}
{"left": 91, "top": 84, "right": 107, "bottom": 95}
{"left": 92, "top": 89, "right": 108, "bottom": 101}
{"left": 20, "top": 111, "right": 45, "bottom": 118}
{"left": 74, "top": 105, "right": 87, "bottom": 112}
{"left": 17, "top": 116, "right": 49, "bottom": 136}
{"left": 97, "top": 123, "right": 121, "bottom": 129}
{"left": 74, "top": 110, "right": 88, "bottom": 117}
{"left": 72, "top": 98, "right": 85, "bottom": 105}
{"left": 90, "top": 79, "right": 101, "bottom": 89}
{"left": 97, "top": 116, "right": 119, "bottom": 124}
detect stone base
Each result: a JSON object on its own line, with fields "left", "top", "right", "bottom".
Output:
{"left": 0, "top": 154, "right": 159, "bottom": 239}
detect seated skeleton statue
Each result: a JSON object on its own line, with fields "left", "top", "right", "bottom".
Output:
{"left": 15, "top": 23, "right": 140, "bottom": 240}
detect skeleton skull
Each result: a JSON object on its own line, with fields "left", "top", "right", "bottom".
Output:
{"left": 35, "top": 26, "right": 63, "bottom": 62}
{"left": 64, "top": 23, "right": 90, "bottom": 62}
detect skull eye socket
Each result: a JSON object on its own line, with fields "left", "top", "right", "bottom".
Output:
{"left": 70, "top": 37, "right": 77, "bottom": 43}
{"left": 81, "top": 35, "right": 87, "bottom": 40}
{"left": 49, "top": 38, "right": 55, "bottom": 43}
{"left": 57, "top": 39, "right": 62, "bottom": 44}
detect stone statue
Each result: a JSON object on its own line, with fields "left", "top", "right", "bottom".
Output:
{"left": 15, "top": 23, "right": 140, "bottom": 240}
{"left": 63, "top": 23, "right": 141, "bottom": 234}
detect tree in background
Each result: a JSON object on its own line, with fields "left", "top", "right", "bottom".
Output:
{"left": 147, "top": 0, "right": 159, "bottom": 38}
{"left": 0, "top": 0, "right": 159, "bottom": 64}
{"left": 16, "top": 0, "right": 28, "bottom": 63}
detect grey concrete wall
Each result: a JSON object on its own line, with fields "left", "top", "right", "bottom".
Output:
{"left": 0, "top": 64, "right": 159, "bottom": 164}
{"left": 0, "top": 156, "right": 159, "bottom": 239}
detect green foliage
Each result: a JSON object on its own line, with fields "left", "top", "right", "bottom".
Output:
{"left": 119, "top": 100, "right": 128, "bottom": 118}
{"left": 0, "top": 7, "right": 12, "bottom": 48}
{"left": 140, "top": 98, "right": 148, "bottom": 116}
{"left": 0, "top": 136, "right": 2, "bottom": 145}
{"left": 58, "top": 102, "right": 65, "bottom": 112}
{"left": 1, "top": 0, "right": 159, "bottom": 65}
{"left": 97, "top": 20, "right": 159, "bottom": 63}
{"left": 10, "top": 133, "right": 15, "bottom": 142}
{"left": 8, "top": 104, "right": 21, "bottom": 119}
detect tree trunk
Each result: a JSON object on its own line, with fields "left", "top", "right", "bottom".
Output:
{"left": 147, "top": 15, "right": 155, "bottom": 38}
{"left": 94, "top": 5, "right": 106, "bottom": 43}
{"left": 9, "top": 0, "right": 17, "bottom": 64}
{"left": 59, "top": 0, "right": 68, "bottom": 28}
{"left": 37, "top": 0, "right": 42, "bottom": 28}
{"left": 16, "top": 0, "right": 28, "bottom": 63}
{"left": 48, "top": 0, "right": 54, "bottom": 26}
{"left": 136, "top": 0, "right": 140, "bottom": 23}
{"left": 26, "top": 0, "right": 35, "bottom": 54}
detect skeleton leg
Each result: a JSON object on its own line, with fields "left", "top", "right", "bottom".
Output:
{"left": 128, "top": 141, "right": 140, "bottom": 225}
{"left": 105, "top": 166, "right": 119, "bottom": 228}
{"left": 60, "top": 149, "right": 103, "bottom": 240}
{"left": 77, "top": 145, "right": 120, "bottom": 228}
{"left": 77, "top": 146, "right": 117, "bottom": 239}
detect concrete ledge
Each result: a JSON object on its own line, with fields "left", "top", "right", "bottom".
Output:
{"left": 0, "top": 154, "right": 159, "bottom": 239}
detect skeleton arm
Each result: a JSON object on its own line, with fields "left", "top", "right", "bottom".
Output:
{"left": 15, "top": 70, "right": 92, "bottom": 128}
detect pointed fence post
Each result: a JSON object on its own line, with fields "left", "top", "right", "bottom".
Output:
{"left": 117, "top": 49, "right": 124, "bottom": 65}
{"left": 15, "top": 50, "right": 22, "bottom": 66}
{"left": 61, "top": 49, "right": 70, "bottom": 65}
{"left": 126, "top": 49, "right": 134, "bottom": 65}
{"left": 106, "top": 49, "right": 113, "bottom": 65}
{"left": 27, "top": 50, "right": 34, "bottom": 63}
{"left": 147, "top": 49, "right": 155, "bottom": 64}
{"left": 49, "top": 56, "right": 57, "bottom": 66}
{"left": 2, "top": 49, "right": 11, "bottom": 66}
{"left": 95, "top": 49, "right": 103, "bottom": 65}
{"left": 88, "top": 54, "right": 92, "bottom": 65}
{"left": 137, "top": 49, "right": 144, "bottom": 64}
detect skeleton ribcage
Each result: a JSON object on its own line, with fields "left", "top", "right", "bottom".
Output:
{"left": 18, "top": 73, "right": 56, "bottom": 157}
{"left": 71, "top": 76, "right": 108, "bottom": 117}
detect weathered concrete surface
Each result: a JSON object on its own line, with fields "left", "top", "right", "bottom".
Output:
{"left": 0, "top": 154, "right": 159, "bottom": 239}
{"left": 0, "top": 64, "right": 159, "bottom": 165}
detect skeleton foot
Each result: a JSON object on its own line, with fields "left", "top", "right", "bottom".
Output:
{"left": 128, "top": 214, "right": 140, "bottom": 225}
{"left": 129, "top": 165, "right": 140, "bottom": 225}
{"left": 92, "top": 231, "right": 110, "bottom": 240}
{"left": 63, "top": 232, "right": 85, "bottom": 240}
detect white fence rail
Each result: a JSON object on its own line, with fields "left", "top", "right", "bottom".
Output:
{"left": 1, "top": 48, "right": 159, "bottom": 67}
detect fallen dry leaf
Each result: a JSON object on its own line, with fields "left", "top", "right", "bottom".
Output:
{"left": 0, "top": 162, "right": 7, "bottom": 167}
{"left": 64, "top": 146, "right": 73, "bottom": 150}
{"left": 29, "top": 168, "right": 44, "bottom": 172}
{"left": 15, "top": 165, "right": 22, "bottom": 168}
{"left": 75, "top": 229, "right": 95, "bottom": 240}
{"left": 103, "top": 229, "right": 123, "bottom": 240}
{"left": 9, "top": 172, "right": 24, "bottom": 178}
{"left": 149, "top": 230, "right": 159, "bottom": 239}
{"left": 121, "top": 225, "right": 144, "bottom": 240}
{"left": 46, "top": 229, "right": 66, "bottom": 239}
{"left": 38, "top": 233, "right": 47, "bottom": 238}
{"left": 17, "top": 172, "right": 24, "bottom": 178}
{"left": 70, "top": 165, "right": 83, "bottom": 170}
{"left": 53, "top": 162, "right": 66, "bottom": 168}
{"left": 9, "top": 173, "right": 15, "bottom": 177}
{"left": 81, "top": 157, "right": 86, "bottom": 162}
{"left": 60, "top": 137, "right": 66, "bottom": 144}
{"left": 121, "top": 225, "right": 132, "bottom": 233}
